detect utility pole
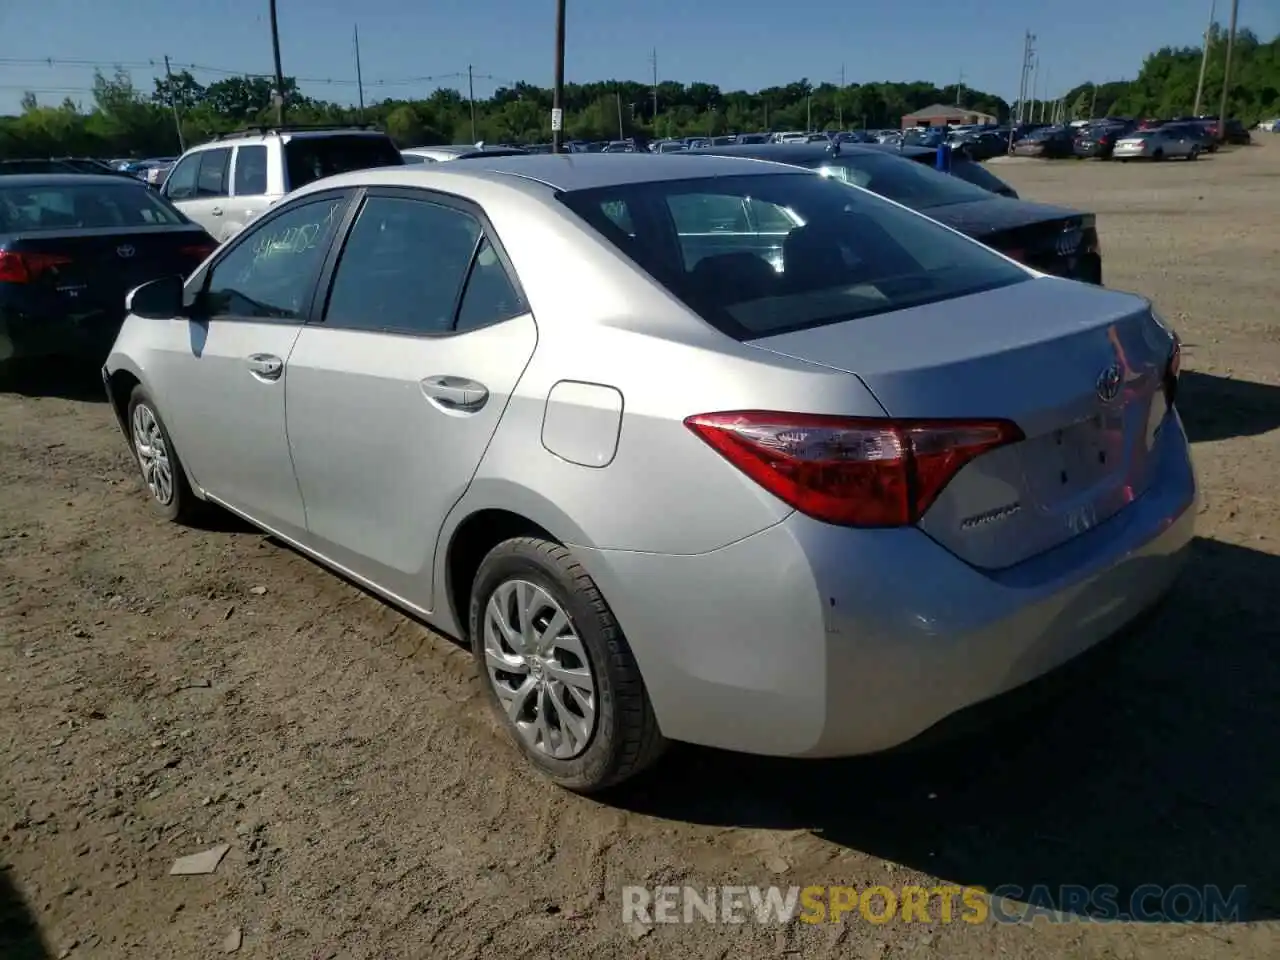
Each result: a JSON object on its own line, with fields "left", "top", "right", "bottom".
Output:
{"left": 551, "top": 0, "right": 566, "bottom": 153}
{"left": 1089, "top": 83, "right": 1098, "bottom": 120}
{"left": 837, "top": 63, "right": 845, "bottom": 128}
{"left": 268, "top": 0, "right": 286, "bottom": 126}
{"left": 162, "top": 55, "right": 185, "bottom": 151}
{"left": 467, "top": 64, "right": 477, "bottom": 143}
{"left": 1011, "top": 30, "right": 1033, "bottom": 153}
{"left": 1193, "top": 0, "right": 1218, "bottom": 116}
{"left": 353, "top": 24, "right": 365, "bottom": 121}
{"left": 1031, "top": 54, "right": 1040, "bottom": 122}
{"left": 806, "top": 94, "right": 812, "bottom": 132}
{"left": 1217, "top": 0, "right": 1239, "bottom": 140}
{"left": 616, "top": 89, "right": 624, "bottom": 139}
{"left": 955, "top": 69, "right": 964, "bottom": 106}
{"left": 1014, "top": 31, "right": 1032, "bottom": 124}
{"left": 650, "top": 48, "right": 659, "bottom": 131}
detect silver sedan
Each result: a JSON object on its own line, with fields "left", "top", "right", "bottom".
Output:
{"left": 103, "top": 154, "right": 1195, "bottom": 791}
{"left": 1113, "top": 128, "right": 1202, "bottom": 161}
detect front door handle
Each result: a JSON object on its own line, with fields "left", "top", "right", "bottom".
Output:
{"left": 247, "top": 353, "right": 283, "bottom": 381}
{"left": 420, "top": 375, "right": 489, "bottom": 412}
{"left": 211, "top": 206, "right": 223, "bottom": 216}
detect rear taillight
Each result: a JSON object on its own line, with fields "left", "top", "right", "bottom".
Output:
{"left": 0, "top": 250, "right": 72, "bottom": 284}
{"left": 1001, "top": 247, "right": 1027, "bottom": 264}
{"left": 1164, "top": 338, "right": 1181, "bottom": 408}
{"left": 180, "top": 243, "right": 216, "bottom": 260}
{"left": 684, "top": 411, "right": 1024, "bottom": 527}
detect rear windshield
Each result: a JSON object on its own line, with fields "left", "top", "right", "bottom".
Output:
{"left": 558, "top": 172, "right": 1028, "bottom": 340}
{"left": 283, "top": 135, "right": 404, "bottom": 190}
{"left": 0, "top": 182, "right": 185, "bottom": 232}
{"left": 802, "top": 152, "right": 997, "bottom": 210}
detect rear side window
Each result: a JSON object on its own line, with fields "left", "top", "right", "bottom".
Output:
{"left": 284, "top": 135, "right": 404, "bottom": 190}
{"left": 233, "top": 145, "right": 268, "bottom": 195}
{"left": 558, "top": 172, "right": 1028, "bottom": 341}
{"left": 196, "top": 148, "right": 231, "bottom": 198}
{"left": 323, "top": 196, "right": 524, "bottom": 336}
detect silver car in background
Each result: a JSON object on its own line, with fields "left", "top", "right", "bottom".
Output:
{"left": 103, "top": 154, "right": 1194, "bottom": 792}
{"left": 1113, "top": 128, "right": 1202, "bottom": 161}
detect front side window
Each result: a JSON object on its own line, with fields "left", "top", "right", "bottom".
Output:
{"left": 203, "top": 195, "right": 347, "bottom": 321}
{"left": 559, "top": 172, "right": 1028, "bottom": 341}
{"left": 196, "top": 148, "right": 231, "bottom": 198}
{"left": 323, "top": 195, "right": 523, "bottom": 336}
{"left": 233, "top": 145, "right": 269, "bottom": 196}
{"left": 163, "top": 154, "right": 201, "bottom": 201}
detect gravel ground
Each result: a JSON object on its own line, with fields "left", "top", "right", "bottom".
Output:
{"left": 2, "top": 140, "right": 1279, "bottom": 960}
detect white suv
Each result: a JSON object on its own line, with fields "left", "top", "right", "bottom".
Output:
{"left": 160, "top": 125, "right": 403, "bottom": 241}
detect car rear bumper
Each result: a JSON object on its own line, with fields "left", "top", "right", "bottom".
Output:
{"left": 575, "top": 411, "right": 1196, "bottom": 758}
{"left": 0, "top": 306, "right": 124, "bottom": 363}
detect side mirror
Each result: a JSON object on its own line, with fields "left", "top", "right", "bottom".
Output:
{"left": 126, "top": 275, "right": 185, "bottom": 319}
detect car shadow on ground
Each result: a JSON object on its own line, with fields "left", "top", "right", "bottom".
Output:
{"left": 0, "top": 868, "right": 51, "bottom": 959}
{"left": 1179, "top": 370, "right": 1280, "bottom": 443}
{"left": 0, "top": 358, "right": 109, "bottom": 403}
{"left": 614, "top": 536, "right": 1280, "bottom": 921}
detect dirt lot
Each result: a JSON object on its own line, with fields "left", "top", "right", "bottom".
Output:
{"left": 3, "top": 140, "right": 1279, "bottom": 960}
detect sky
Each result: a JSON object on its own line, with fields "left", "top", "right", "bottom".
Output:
{"left": 2, "top": 0, "right": 1277, "bottom": 116}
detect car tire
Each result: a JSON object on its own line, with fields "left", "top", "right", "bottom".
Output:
{"left": 1152, "top": 149, "right": 1165, "bottom": 161}
{"left": 1188, "top": 147, "right": 1199, "bottom": 161}
{"left": 126, "top": 384, "right": 201, "bottom": 523}
{"left": 469, "top": 536, "right": 667, "bottom": 793}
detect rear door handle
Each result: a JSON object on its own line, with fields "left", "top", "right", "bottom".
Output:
{"left": 247, "top": 353, "right": 283, "bottom": 381}
{"left": 420, "top": 375, "right": 488, "bottom": 412}
{"left": 211, "top": 206, "right": 223, "bottom": 216}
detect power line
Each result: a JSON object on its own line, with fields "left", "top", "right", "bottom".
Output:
{"left": 0, "top": 55, "right": 507, "bottom": 90}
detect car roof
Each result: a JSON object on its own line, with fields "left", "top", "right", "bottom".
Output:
{"left": 690, "top": 141, "right": 931, "bottom": 164}
{"left": 409, "top": 152, "right": 801, "bottom": 191}
{"left": 0, "top": 173, "right": 150, "bottom": 187}
{"left": 190, "top": 129, "right": 389, "bottom": 149}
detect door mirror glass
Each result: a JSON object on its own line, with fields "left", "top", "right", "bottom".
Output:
{"left": 126, "top": 275, "right": 185, "bottom": 319}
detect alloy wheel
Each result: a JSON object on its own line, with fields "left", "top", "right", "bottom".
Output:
{"left": 131, "top": 403, "right": 174, "bottom": 506}
{"left": 482, "top": 579, "right": 597, "bottom": 760}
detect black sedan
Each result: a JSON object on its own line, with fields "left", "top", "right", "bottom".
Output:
{"left": 690, "top": 141, "right": 1102, "bottom": 285}
{"left": 1073, "top": 122, "right": 1135, "bottom": 159}
{"left": 0, "top": 174, "right": 217, "bottom": 369}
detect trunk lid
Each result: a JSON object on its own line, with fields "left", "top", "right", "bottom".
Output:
{"left": 3, "top": 224, "right": 213, "bottom": 314}
{"left": 925, "top": 198, "right": 1098, "bottom": 282}
{"left": 747, "top": 278, "right": 1176, "bottom": 569}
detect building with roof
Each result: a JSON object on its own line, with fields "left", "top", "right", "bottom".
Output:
{"left": 901, "top": 104, "right": 999, "bottom": 129}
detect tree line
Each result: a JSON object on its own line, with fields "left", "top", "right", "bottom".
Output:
{"left": 1, "top": 25, "right": 1276, "bottom": 159}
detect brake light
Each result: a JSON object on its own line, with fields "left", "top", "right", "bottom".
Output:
{"left": 0, "top": 250, "right": 72, "bottom": 283}
{"left": 1001, "top": 247, "right": 1027, "bottom": 264}
{"left": 1164, "top": 338, "right": 1181, "bottom": 408}
{"left": 180, "top": 243, "right": 216, "bottom": 260}
{"left": 684, "top": 411, "right": 1024, "bottom": 527}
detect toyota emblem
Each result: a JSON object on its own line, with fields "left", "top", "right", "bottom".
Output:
{"left": 116, "top": 244, "right": 136, "bottom": 259}
{"left": 1096, "top": 363, "right": 1123, "bottom": 403}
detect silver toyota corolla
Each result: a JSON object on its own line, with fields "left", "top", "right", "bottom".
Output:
{"left": 103, "top": 154, "right": 1195, "bottom": 792}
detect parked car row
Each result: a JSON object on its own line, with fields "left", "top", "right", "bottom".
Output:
{"left": 1009, "top": 114, "right": 1252, "bottom": 161}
